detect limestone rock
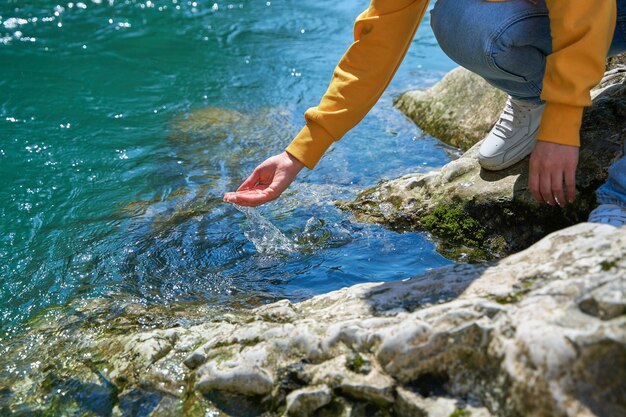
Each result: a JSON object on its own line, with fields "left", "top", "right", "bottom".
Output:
{"left": 0, "top": 223, "right": 624, "bottom": 416}
{"left": 339, "top": 367, "right": 396, "bottom": 405}
{"left": 195, "top": 362, "right": 275, "bottom": 396}
{"left": 395, "top": 386, "right": 493, "bottom": 417}
{"left": 340, "top": 64, "right": 626, "bottom": 260}
{"left": 594, "top": 65, "right": 626, "bottom": 96}
{"left": 607, "top": 53, "right": 626, "bottom": 70}
{"left": 285, "top": 385, "right": 332, "bottom": 417}
{"left": 394, "top": 67, "right": 507, "bottom": 150}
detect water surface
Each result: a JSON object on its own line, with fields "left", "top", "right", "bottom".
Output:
{"left": 0, "top": 0, "right": 456, "bottom": 332}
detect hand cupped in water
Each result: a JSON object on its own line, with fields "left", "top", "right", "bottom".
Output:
{"left": 223, "top": 151, "right": 305, "bottom": 207}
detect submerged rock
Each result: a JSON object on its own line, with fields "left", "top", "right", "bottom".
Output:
{"left": 117, "top": 106, "right": 295, "bottom": 225}
{"left": 0, "top": 223, "right": 624, "bottom": 416}
{"left": 117, "top": 106, "right": 356, "bottom": 247}
{"left": 340, "top": 63, "right": 626, "bottom": 260}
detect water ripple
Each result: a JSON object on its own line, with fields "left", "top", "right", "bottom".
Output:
{"left": 0, "top": 0, "right": 456, "bottom": 331}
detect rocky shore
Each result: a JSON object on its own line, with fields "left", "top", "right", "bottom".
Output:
{"left": 1, "top": 61, "right": 624, "bottom": 417}
{"left": 339, "top": 60, "right": 626, "bottom": 261}
{"left": 0, "top": 223, "right": 624, "bottom": 416}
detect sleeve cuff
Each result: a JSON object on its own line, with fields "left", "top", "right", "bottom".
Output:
{"left": 285, "top": 123, "right": 336, "bottom": 170}
{"left": 536, "top": 102, "right": 584, "bottom": 147}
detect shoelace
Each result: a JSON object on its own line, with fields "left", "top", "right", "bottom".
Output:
{"left": 493, "top": 99, "right": 532, "bottom": 139}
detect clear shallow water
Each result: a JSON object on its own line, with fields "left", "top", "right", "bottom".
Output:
{"left": 0, "top": 0, "right": 456, "bottom": 332}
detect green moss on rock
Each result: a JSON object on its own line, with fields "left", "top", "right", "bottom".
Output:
{"left": 346, "top": 353, "right": 371, "bottom": 375}
{"left": 420, "top": 205, "right": 485, "bottom": 248}
{"left": 449, "top": 407, "right": 472, "bottom": 417}
{"left": 601, "top": 260, "right": 617, "bottom": 271}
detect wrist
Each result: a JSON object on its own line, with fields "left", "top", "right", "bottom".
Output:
{"left": 536, "top": 139, "right": 579, "bottom": 149}
{"left": 284, "top": 150, "right": 305, "bottom": 171}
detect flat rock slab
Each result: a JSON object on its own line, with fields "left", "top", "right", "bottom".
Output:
{"left": 1, "top": 223, "right": 624, "bottom": 417}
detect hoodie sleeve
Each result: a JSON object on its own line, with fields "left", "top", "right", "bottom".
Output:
{"left": 537, "top": 0, "right": 616, "bottom": 147}
{"left": 286, "top": 0, "right": 429, "bottom": 169}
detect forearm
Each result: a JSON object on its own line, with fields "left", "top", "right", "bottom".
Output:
{"left": 537, "top": 0, "right": 617, "bottom": 147}
{"left": 286, "top": 0, "right": 429, "bottom": 169}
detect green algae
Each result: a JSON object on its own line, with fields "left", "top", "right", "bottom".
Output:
{"left": 492, "top": 280, "right": 536, "bottom": 304}
{"left": 346, "top": 353, "right": 371, "bottom": 375}
{"left": 493, "top": 292, "right": 524, "bottom": 305}
{"left": 601, "top": 260, "right": 617, "bottom": 271}
{"left": 238, "top": 336, "right": 262, "bottom": 349}
{"left": 449, "top": 407, "right": 472, "bottom": 417}
{"left": 420, "top": 204, "right": 486, "bottom": 248}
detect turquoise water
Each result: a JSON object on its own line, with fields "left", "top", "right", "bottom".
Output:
{"left": 0, "top": 0, "right": 456, "bottom": 332}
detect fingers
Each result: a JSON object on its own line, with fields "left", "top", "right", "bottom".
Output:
{"left": 530, "top": 168, "right": 573, "bottom": 207}
{"left": 225, "top": 152, "right": 304, "bottom": 207}
{"left": 529, "top": 153, "right": 555, "bottom": 204}
{"left": 529, "top": 160, "right": 565, "bottom": 206}
{"left": 531, "top": 167, "right": 565, "bottom": 206}
{"left": 551, "top": 170, "right": 565, "bottom": 207}
{"left": 223, "top": 189, "right": 277, "bottom": 207}
{"left": 565, "top": 165, "right": 576, "bottom": 203}
{"left": 539, "top": 171, "right": 556, "bottom": 206}
{"left": 528, "top": 142, "right": 579, "bottom": 207}
{"left": 236, "top": 168, "right": 260, "bottom": 192}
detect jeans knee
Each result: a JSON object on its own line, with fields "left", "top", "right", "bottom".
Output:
{"left": 430, "top": 0, "right": 490, "bottom": 70}
{"left": 429, "top": 0, "right": 445, "bottom": 38}
{"left": 432, "top": 0, "right": 550, "bottom": 82}
{"left": 431, "top": 0, "right": 464, "bottom": 61}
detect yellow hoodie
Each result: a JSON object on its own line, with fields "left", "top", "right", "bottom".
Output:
{"left": 286, "top": 0, "right": 617, "bottom": 169}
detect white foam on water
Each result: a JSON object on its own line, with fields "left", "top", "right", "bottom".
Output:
{"left": 234, "top": 205, "right": 298, "bottom": 254}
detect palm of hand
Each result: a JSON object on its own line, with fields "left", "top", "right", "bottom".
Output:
{"left": 223, "top": 151, "right": 304, "bottom": 207}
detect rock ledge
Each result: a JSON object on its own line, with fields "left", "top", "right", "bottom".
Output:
{"left": 1, "top": 223, "right": 624, "bottom": 417}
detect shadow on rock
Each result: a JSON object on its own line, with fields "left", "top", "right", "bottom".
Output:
{"left": 2, "top": 223, "right": 623, "bottom": 416}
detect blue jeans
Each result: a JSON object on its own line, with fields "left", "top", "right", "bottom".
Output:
{"left": 431, "top": 0, "right": 626, "bottom": 210}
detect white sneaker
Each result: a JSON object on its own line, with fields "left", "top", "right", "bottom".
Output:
{"left": 478, "top": 97, "right": 545, "bottom": 171}
{"left": 588, "top": 204, "right": 626, "bottom": 227}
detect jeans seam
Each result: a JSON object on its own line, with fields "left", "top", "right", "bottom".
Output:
{"left": 485, "top": 10, "right": 549, "bottom": 96}
{"left": 526, "top": 78, "right": 542, "bottom": 97}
